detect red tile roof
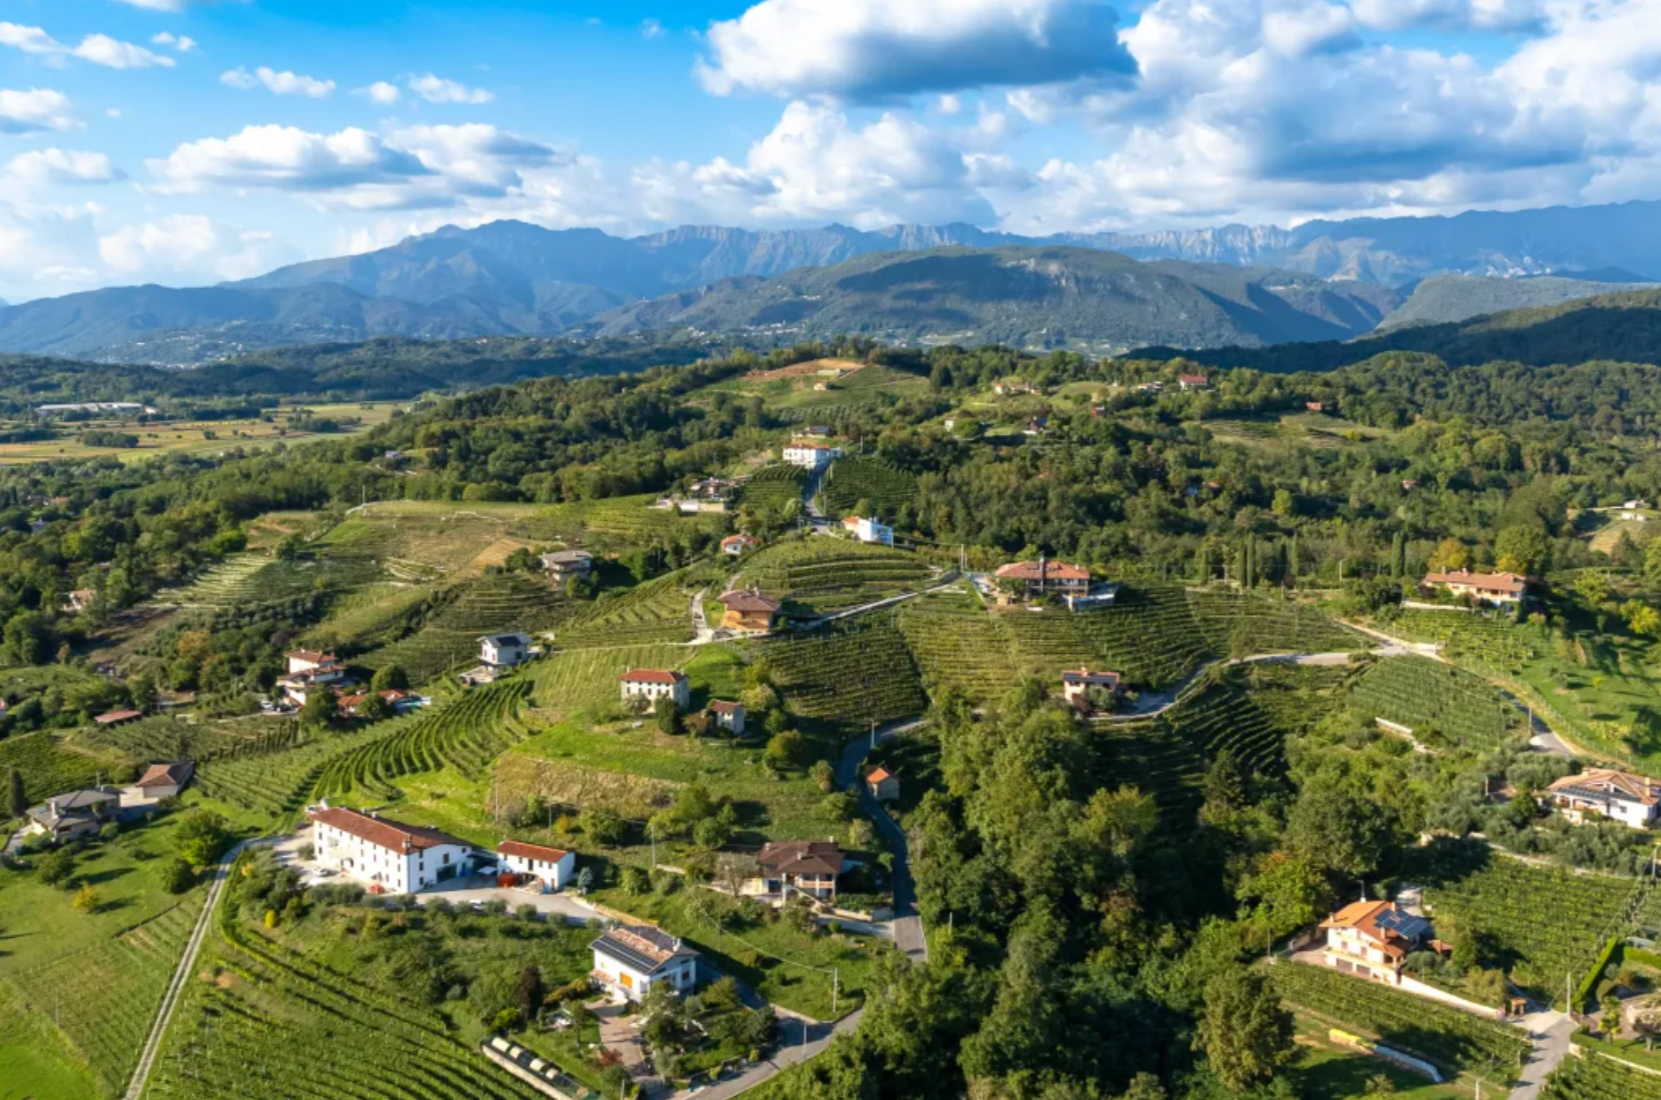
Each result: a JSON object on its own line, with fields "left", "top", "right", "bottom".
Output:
{"left": 95, "top": 709, "right": 143, "bottom": 725}
{"left": 719, "top": 590, "right": 782, "bottom": 612}
{"left": 866, "top": 766, "right": 895, "bottom": 784}
{"left": 136, "top": 761, "right": 192, "bottom": 788}
{"left": 1421, "top": 570, "right": 1527, "bottom": 596}
{"left": 308, "top": 806, "right": 470, "bottom": 853}
{"left": 497, "top": 840, "right": 572, "bottom": 863}
{"left": 710, "top": 700, "right": 743, "bottom": 715}
{"left": 995, "top": 560, "right": 1090, "bottom": 581}
{"left": 618, "top": 669, "right": 686, "bottom": 685}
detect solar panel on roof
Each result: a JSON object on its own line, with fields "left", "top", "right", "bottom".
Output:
{"left": 594, "top": 934, "right": 673, "bottom": 975}
{"left": 1377, "top": 909, "right": 1431, "bottom": 941}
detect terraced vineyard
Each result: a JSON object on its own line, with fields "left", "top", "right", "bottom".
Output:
{"left": 311, "top": 679, "right": 533, "bottom": 801}
{"left": 759, "top": 615, "right": 928, "bottom": 733}
{"left": 1542, "top": 1053, "right": 1661, "bottom": 1100}
{"left": 303, "top": 582, "right": 430, "bottom": 651}
{"left": 1350, "top": 657, "right": 1518, "bottom": 750}
{"left": 895, "top": 591, "right": 1019, "bottom": 700}
{"left": 78, "top": 715, "right": 299, "bottom": 768}
{"left": 532, "top": 642, "right": 692, "bottom": 716}
{"left": 744, "top": 538, "right": 937, "bottom": 614}
{"left": 1000, "top": 608, "right": 1104, "bottom": 676}
{"left": 0, "top": 730, "right": 103, "bottom": 803}
{"left": 148, "top": 913, "right": 542, "bottom": 1100}
{"left": 819, "top": 455, "right": 918, "bottom": 518}
{"left": 0, "top": 896, "right": 205, "bottom": 1097}
{"left": 559, "top": 572, "right": 694, "bottom": 648}
{"left": 1421, "top": 855, "right": 1636, "bottom": 1000}
{"left": 1188, "top": 590, "right": 1364, "bottom": 657}
{"left": 1269, "top": 962, "right": 1530, "bottom": 1077}
{"left": 424, "top": 571, "right": 566, "bottom": 635}
{"left": 357, "top": 627, "right": 483, "bottom": 685}
{"left": 195, "top": 724, "right": 405, "bottom": 818}
{"left": 1159, "top": 673, "right": 1294, "bottom": 778}
{"left": 739, "top": 464, "right": 807, "bottom": 514}
{"left": 1093, "top": 719, "right": 1206, "bottom": 827}
{"left": 1070, "top": 586, "right": 1217, "bottom": 686}
{"left": 168, "top": 553, "right": 383, "bottom": 610}
{"left": 1386, "top": 609, "right": 1536, "bottom": 674}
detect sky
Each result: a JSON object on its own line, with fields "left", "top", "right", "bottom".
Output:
{"left": 0, "top": 0, "right": 1659, "bottom": 302}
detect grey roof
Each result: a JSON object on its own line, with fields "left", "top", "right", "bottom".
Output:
{"left": 480, "top": 632, "right": 533, "bottom": 646}
{"left": 591, "top": 925, "right": 697, "bottom": 975}
{"left": 541, "top": 550, "right": 594, "bottom": 564}
{"left": 37, "top": 788, "right": 119, "bottom": 812}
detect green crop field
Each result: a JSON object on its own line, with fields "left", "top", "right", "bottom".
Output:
{"left": 0, "top": 730, "right": 106, "bottom": 804}
{"left": 1349, "top": 657, "right": 1519, "bottom": 750}
{"left": 311, "top": 679, "right": 533, "bottom": 802}
{"left": 147, "top": 909, "right": 546, "bottom": 1100}
{"left": 819, "top": 455, "right": 918, "bottom": 519}
{"left": 1542, "top": 1052, "right": 1661, "bottom": 1100}
{"left": 739, "top": 464, "right": 807, "bottom": 514}
{"left": 558, "top": 572, "right": 695, "bottom": 649}
{"left": 741, "top": 538, "right": 936, "bottom": 615}
{"left": 1269, "top": 962, "right": 1530, "bottom": 1079}
{"left": 194, "top": 722, "right": 425, "bottom": 821}
{"left": 895, "top": 590, "right": 1020, "bottom": 701}
{"left": 756, "top": 614, "right": 928, "bottom": 734}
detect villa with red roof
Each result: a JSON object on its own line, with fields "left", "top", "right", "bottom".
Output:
{"left": 307, "top": 805, "right": 476, "bottom": 893}
{"left": 995, "top": 559, "right": 1091, "bottom": 597}
{"left": 619, "top": 668, "right": 690, "bottom": 709}
{"left": 1419, "top": 570, "right": 1528, "bottom": 607}
{"left": 1319, "top": 899, "right": 1434, "bottom": 986}
{"left": 495, "top": 840, "right": 576, "bottom": 890}
{"left": 718, "top": 589, "right": 782, "bottom": 633}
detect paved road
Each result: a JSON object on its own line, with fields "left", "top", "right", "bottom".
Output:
{"left": 1097, "top": 650, "right": 1368, "bottom": 723}
{"left": 1508, "top": 1012, "right": 1576, "bottom": 1100}
{"left": 1, "top": 826, "right": 25, "bottom": 860}
{"left": 122, "top": 836, "right": 277, "bottom": 1100}
{"left": 690, "top": 586, "right": 715, "bottom": 644}
{"left": 835, "top": 718, "right": 929, "bottom": 963}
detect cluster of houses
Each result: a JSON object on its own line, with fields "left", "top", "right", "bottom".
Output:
{"left": 617, "top": 669, "right": 747, "bottom": 736}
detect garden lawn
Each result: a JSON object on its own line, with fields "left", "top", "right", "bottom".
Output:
{"left": 1291, "top": 1020, "right": 1471, "bottom": 1100}
{"left": 589, "top": 885, "right": 881, "bottom": 1021}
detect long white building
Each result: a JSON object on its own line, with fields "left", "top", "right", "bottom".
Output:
{"left": 307, "top": 805, "right": 476, "bottom": 893}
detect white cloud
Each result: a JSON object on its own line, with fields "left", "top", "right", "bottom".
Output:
{"left": 1349, "top": 0, "right": 1549, "bottom": 31}
{"left": 98, "top": 215, "right": 292, "bottom": 281}
{"left": 150, "top": 33, "right": 197, "bottom": 53}
{"left": 407, "top": 74, "right": 492, "bottom": 105}
{"left": 222, "top": 67, "right": 336, "bottom": 98}
{"left": 641, "top": 18, "right": 664, "bottom": 39}
{"left": 3, "top": 149, "right": 123, "bottom": 187}
{"left": 364, "top": 81, "right": 402, "bottom": 105}
{"left": 147, "top": 122, "right": 559, "bottom": 211}
{"left": 635, "top": 99, "right": 993, "bottom": 228}
{"left": 696, "top": 0, "right": 1135, "bottom": 100}
{"left": 937, "top": 94, "right": 962, "bottom": 115}
{"left": 0, "top": 88, "right": 77, "bottom": 134}
{"left": 0, "top": 23, "right": 176, "bottom": 69}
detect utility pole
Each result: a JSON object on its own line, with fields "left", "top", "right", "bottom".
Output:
{"left": 870, "top": 719, "right": 877, "bottom": 752}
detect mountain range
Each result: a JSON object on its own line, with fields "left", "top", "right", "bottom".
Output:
{"left": 2, "top": 200, "right": 1659, "bottom": 363}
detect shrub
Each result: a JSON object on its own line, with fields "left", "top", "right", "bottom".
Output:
{"left": 160, "top": 856, "right": 195, "bottom": 895}
{"left": 36, "top": 846, "right": 76, "bottom": 886}
{"left": 72, "top": 884, "right": 100, "bottom": 912}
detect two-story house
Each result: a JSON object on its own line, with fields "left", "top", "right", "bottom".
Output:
{"left": 479, "top": 633, "right": 534, "bottom": 668}
{"left": 306, "top": 805, "right": 476, "bottom": 893}
{"left": 619, "top": 669, "right": 691, "bottom": 709}
{"left": 1546, "top": 769, "right": 1661, "bottom": 828}
{"left": 1419, "top": 570, "right": 1528, "bottom": 608}
{"left": 278, "top": 649, "right": 349, "bottom": 707}
{"left": 540, "top": 550, "right": 594, "bottom": 582}
{"left": 1319, "top": 899, "right": 1432, "bottom": 986}
{"left": 755, "top": 841, "right": 845, "bottom": 904}
{"left": 591, "top": 924, "right": 699, "bottom": 1002}
{"left": 718, "top": 589, "right": 782, "bottom": 633}
{"left": 995, "top": 559, "right": 1092, "bottom": 598}
{"left": 782, "top": 440, "right": 842, "bottom": 469}
{"left": 495, "top": 840, "right": 576, "bottom": 890}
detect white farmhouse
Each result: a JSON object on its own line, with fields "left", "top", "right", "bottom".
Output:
{"left": 479, "top": 632, "right": 534, "bottom": 668}
{"left": 710, "top": 700, "right": 745, "bottom": 737}
{"left": 278, "top": 649, "right": 349, "bottom": 706}
{"left": 307, "top": 806, "right": 476, "bottom": 893}
{"left": 496, "top": 840, "right": 576, "bottom": 890}
{"left": 1546, "top": 769, "right": 1661, "bottom": 828}
{"left": 618, "top": 669, "right": 690, "bottom": 709}
{"left": 841, "top": 515, "right": 894, "bottom": 546}
{"left": 590, "top": 924, "right": 699, "bottom": 1002}
{"left": 782, "top": 440, "right": 842, "bottom": 469}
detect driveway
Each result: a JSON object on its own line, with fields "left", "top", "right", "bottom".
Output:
{"left": 835, "top": 718, "right": 929, "bottom": 963}
{"left": 1, "top": 826, "right": 25, "bottom": 859}
{"left": 1508, "top": 1012, "right": 1576, "bottom": 1100}
{"left": 596, "top": 1002, "right": 659, "bottom": 1092}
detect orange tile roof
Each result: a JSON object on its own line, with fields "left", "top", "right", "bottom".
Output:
{"left": 1548, "top": 768, "right": 1661, "bottom": 807}
{"left": 497, "top": 840, "right": 571, "bottom": 863}
{"left": 619, "top": 669, "right": 686, "bottom": 685}
{"left": 308, "top": 806, "right": 469, "bottom": 854}
{"left": 866, "top": 766, "right": 895, "bottom": 784}
{"left": 719, "top": 589, "right": 782, "bottom": 612}
{"left": 1421, "top": 570, "right": 1527, "bottom": 596}
{"left": 995, "top": 560, "right": 1090, "bottom": 581}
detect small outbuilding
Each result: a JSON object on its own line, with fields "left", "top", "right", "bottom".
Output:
{"left": 133, "top": 761, "right": 194, "bottom": 800}
{"left": 866, "top": 766, "right": 899, "bottom": 803}
{"left": 496, "top": 840, "right": 576, "bottom": 890}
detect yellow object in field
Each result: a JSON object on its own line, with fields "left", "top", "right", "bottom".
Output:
{"left": 1330, "top": 1028, "right": 1375, "bottom": 1053}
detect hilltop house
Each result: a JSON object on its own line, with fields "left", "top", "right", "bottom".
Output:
{"left": 540, "top": 550, "right": 594, "bottom": 582}
{"left": 590, "top": 925, "right": 699, "bottom": 1002}
{"left": 866, "top": 766, "right": 899, "bottom": 802}
{"left": 1061, "top": 669, "right": 1123, "bottom": 711}
{"left": 1319, "top": 899, "right": 1434, "bottom": 986}
{"left": 25, "top": 788, "right": 120, "bottom": 842}
{"left": 1545, "top": 769, "right": 1661, "bottom": 828}
{"left": 479, "top": 633, "right": 534, "bottom": 668}
{"left": 94, "top": 709, "right": 143, "bottom": 727}
{"left": 278, "top": 649, "right": 350, "bottom": 707}
{"left": 718, "top": 589, "right": 782, "bottom": 633}
{"left": 619, "top": 669, "right": 691, "bottom": 709}
{"left": 841, "top": 515, "right": 894, "bottom": 546}
{"left": 995, "top": 559, "right": 1091, "bottom": 598}
{"left": 1420, "top": 570, "right": 1528, "bottom": 608}
{"left": 1179, "top": 374, "right": 1210, "bottom": 391}
{"left": 783, "top": 440, "right": 842, "bottom": 470}
{"left": 754, "top": 841, "right": 845, "bottom": 903}
{"left": 133, "top": 761, "right": 194, "bottom": 800}
{"left": 307, "top": 805, "right": 476, "bottom": 893}
{"left": 496, "top": 840, "right": 576, "bottom": 890}
{"left": 721, "top": 533, "right": 759, "bottom": 556}
{"left": 337, "top": 688, "right": 420, "bottom": 718}
{"left": 62, "top": 589, "right": 96, "bottom": 614}
{"left": 709, "top": 700, "right": 745, "bottom": 737}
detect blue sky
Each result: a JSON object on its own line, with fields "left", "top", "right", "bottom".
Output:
{"left": 0, "top": 0, "right": 1657, "bottom": 302}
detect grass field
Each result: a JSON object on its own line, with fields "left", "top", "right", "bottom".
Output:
{"left": 0, "top": 403, "right": 402, "bottom": 466}
{"left": 0, "top": 812, "right": 209, "bottom": 1099}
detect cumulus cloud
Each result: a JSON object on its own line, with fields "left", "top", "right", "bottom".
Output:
{"left": 147, "top": 123, "right": 559, "bottom": 211}
{"left": 150, "top": 33, "right": 197, "bottom": 53}
{"left": 696, "top": 0, "right": 1136, "bottom": 100}
{"left": 407, "top": 74, "right": 492, "bottom": 105}
{"left": 0, "top": 88, "right": 77, "bottom": 134}
{"left": 641, "top": 18, "right": 664, "bottom": 39}
{"left": 1349, "top": 0, "right": 1549, "bottom": 31}
{"left": 222, "top": 67, "right": 337, "bottom": 98}
{"left": 0, "top": 24, "right": 176, "bottom": 69}
{"left": 364, "top": 81, "right": 401, "bottom": 105}
{"left": 98, "top": 215, "right": 292, "bottom": 281}
{"left": 3, "top": 149, "right": 123, "bottom": 187}
{"left": 635, "top": 99, "right": 994, "bottom": 228}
